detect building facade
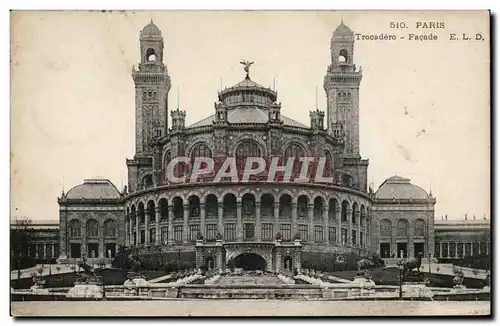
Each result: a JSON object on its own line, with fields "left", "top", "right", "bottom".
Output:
{"left": 52, "top": 21, "right": 486, "bottom": 271}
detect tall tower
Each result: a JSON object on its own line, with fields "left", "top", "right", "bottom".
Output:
{"left": 132, "top": 21, "right": 171, "bottom": 155}
{"left": 324, "top": 22, "right": 362, "bottom": 157}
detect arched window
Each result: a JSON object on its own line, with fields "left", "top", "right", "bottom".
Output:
{"left": 380, "top": 219, "right": 392, "bottom": 237}
{"left": 339, "top": 49, "right": 348, "bottom": 63}
{"left": 69, "top": 220, "right": 81, "bottom": 238}
{"left": 235, "top": 140, "right": 262, "bottom": 171}
{"left": 146, "top": 48, "right": 156, "bottom": 62}
{"left": 153, "top": 91, "right": 157, "bottom": 100}
{"left": 284, "top": 143, "right": 306, "bottom": 158}
{"left": 143, "top": 92, "right": 147, "bottom": 101}
{"left": 279, "top": 194, "right": 292, "bottom": 219}
{"left": 104, "top": 219, "right": 117, "bottom": 237}
{"left": 86, "top": 219, "right": 99, "bottom": 238}
{"left": 297, "top": 195, "right": 308, "bottom": 218}
{"left": 414, "top": 219, "right": 426, "bottom": 237}
{"left": 397, "top": 219, "right": 409, "bottom": 237}
{"left": 191, "top": 143, "right": 212, "bottom": 164}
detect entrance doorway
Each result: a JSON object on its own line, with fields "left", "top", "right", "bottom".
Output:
{"left": 70, "top": 243, "right": 81, "bottom": 258}
{"left": 380, "top": 243, "right": 391, "bottom": 258}
{"left": 414, "top": 243, "right": 424, "bottom": 258}
{"left": 234, "top": 253, "right": 266, "bottom": 271}
{"left": 205, "top": 257, "right": 215, "bottom": 270}
{"left": 105, "top": 243, "right": 116, "bottom": 258}
{"left": 87, "top": 243, "right": 99, "bottom": 258}
{"left": 397, "top": 243, "right": 408, "bottom": 258}
{"left": 283, "top": 256, "right": 293, "bottom": 271}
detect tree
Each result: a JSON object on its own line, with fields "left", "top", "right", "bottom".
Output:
{"left": 11, "top": 217, "right": 35, "bottom": 271}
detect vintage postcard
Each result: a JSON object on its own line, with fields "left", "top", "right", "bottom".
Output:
{"left": 10, "top": 10, "right": 490, "bottom": 317}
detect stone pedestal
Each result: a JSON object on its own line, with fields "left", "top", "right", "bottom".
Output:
{"left": 66, "top": 283, "right": 103, "bottom": 299}
{"left": 215, "top": 240, "right": 224, "bottom": 272}
{"left": 398, "top": 282, "right": 434, "bottom": 298}
{"left": 347, "top": 276, "right": 376, "bottom": 297}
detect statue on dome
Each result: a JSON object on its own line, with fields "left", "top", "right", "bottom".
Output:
{"left": 240, "top": 60, "right": 254, "bottom": 79}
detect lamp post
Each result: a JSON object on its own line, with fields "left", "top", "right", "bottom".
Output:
{"left": 397, "top": 258, "right": 404, "bottom": 299}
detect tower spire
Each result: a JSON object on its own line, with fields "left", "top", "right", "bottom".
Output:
{"left": 315, "top": 86, "right": 319, "bottom": 110}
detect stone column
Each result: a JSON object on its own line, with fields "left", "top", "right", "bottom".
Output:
{"left": 183, "top": 204, "right": 189, "bottom": 244}
{"left": 275, "top": 240, "right": 282, "bottom": 273}
{"left": 145, "top": 210, "right": 150, "bottom": 246}
{"left": 347, "top": 208, "right": 353, "bottom": 246}
{"left": 439, "top": 242, "right": 442, "bottom": 258}
{"left": 293, "top": 239, "right": 302, "bottom": 273}
{"left": 256, "top": 202, "right": 262, "bottom": 241}
{"left": 363, "top": 214, "right": 368, "bottom": 248}
{"left": 215, "top": 239, "right": 223, "bottom": 272}
{"left": 323, "top": 205, "right": 329, "bottom": 245}
{"left": 42, "top": 243, "right": 46, "bottom": 259}
{"left": 82, "top": 223, "right": 87, "bottom": 256}
{"left": 236, "top": 201, "right": 243, "bottom": 241}
{"left": 273, "top": 202, "right": 279, "bottom": 240}
{"left": 125, "top": 218, "right": 129, "bottom": 246}
{"left": 478, "top": 242, "right": 481, "bottom": 255}
{"left": 195, "top": 240, "right": 204, "bottom": 271}
{"left": 355, "top": 211, "right": 361, "bottom": 248}
{"left": 462, "top": 242, "right": 466, "bottom": 257}
{"left": 408, "top": 221, "right": 414, "bottom": 258}
{"left": 217, "top": 203, "right": 224, "bottom": 236}
{"left": 168, "top": 206, "right": 174, "bottom": 244}
{"left": 455, "top": 242, "right": 459, "bottom": 258}
{"left": 308, "top": 204, "right": 314, "bottom": 243}
{"left": 35, "top": 244, "right": 39, "bottom": 259}
{"left": 52, "top": 244, "right": 55, "bottom": 258}
{"left": 200, "top": 203, "right": 206, "bottom": 238}
{"left": 291, "top": 203, "right": 298, "bottom": 238}
{"left": 486, "top": 242, "right": 489, "bottom": 255}
{"left": 155, "top": 207, "right": 161, "bottom": 245}
{"left": 99, "top": 224, "right": 105, "bottom": 257}
{"left": 336, "top": 207, "right": 341, "bottom": 245}
{"left": 129, "top": 217, "right": 133, "bottom": 246}
{"left": 135, "top": 213, "right": 139, "bottom": 246}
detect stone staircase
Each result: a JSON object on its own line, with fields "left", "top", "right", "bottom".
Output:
{"left": 216, "top": 273, "right": 284, "bottom": 286}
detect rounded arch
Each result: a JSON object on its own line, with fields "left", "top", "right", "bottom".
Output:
{"left": 104, "top": 219, "right": 117, "bottom": 237}
{"left": 241, "top": 193, "right": 256, "bottom": 216}
{"left": 138, "top": 171, "right": 153, "bottom": 189}
{"left": 279, "top": 193, "right": 293, "bottom": 219}
{"left": 223, "top": 193, "right": 237, "bottom": 218}
{"left": 187, "top": 139, "right": 214, "bottom": 159}
{"left": 352, "top": 202, "right": 359, "bottom": 224}
{"left": 172, "top": 196, "right": 184, "bottom": 219}
{"left": 145, "top": 48, "right": 157, "bottom": 62}
{"left": 137, "top": 202, "right": 145, "bottom": 224}
{"left": 204, "top": 194, "right": 218, "bottom": 219}
{"left": 397, "top": 219, "right": 409, "bottom": 237}
{"left": 297, "top": 194, "right": 309, "bottom": 218}
{"left": 158, "top": 198, "right": 169, "bottom": 221}
{"left": 328, "top": 197, "right": 338, "bottom": 221}
{"left": 162, "top": 147, "right": 172, "bottom": 169}
{"left": 283, "top": 142, "right": 308, "bottom": 158}
{"left": 341, "top": 200, "right": 350, "bottom": 222}
{"left": 277, "top": 189, "right": 295, "bottom": 203}
{"left": 313, "top": 196, "right": 324, "bottom": 220}
{"left": 68, "top": 219, "right": 82, "bottom": 238}
{"left": 229, "top": 134, "right": 267, "bottom": 157}
{"left": 219, "top": 189, "right": 239, "bottom": 201}
{"left": 261, "top": 193, "right": 275, "bottom": 218}
{"left": 414, "top": 218, "right": 426, "bottom": 237}
{"left": 86, "top": 219, "right": 99, "bottom": 238}
{"left": 380, "top": 219, "right": 392, "bottom": 237}
{"left": 323, "top": 150, "right": 334, "bottom": 177}
{"left": 338, "top": 49, "right": 349, "bottom": 63}
{"left": 188, "top": 195, "right": 201, "bottom": 218}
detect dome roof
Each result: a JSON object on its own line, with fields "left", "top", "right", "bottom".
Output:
{"left": 333, "top": 22, "right": 354, "bottom": 40}
{"left": 66, "top": 179, "right": 121, "bottom": 200}
{"left": 141, "top": 21, "right": 161, "bottom": 37}
{"left": 375, "top": 176, "right": 429, "bottom": 200}
{"left": 188, "top": 107, "right": 308, "bottom": 128}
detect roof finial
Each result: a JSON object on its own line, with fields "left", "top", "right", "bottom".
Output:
{"left": 341, "top": 12, "right": 344, "bottom": 24}
{"left": 240, "top": 59, "right": 254, "bottom": 79}
{"left": 150, "top": 12, "right": 153, "bottom": 24}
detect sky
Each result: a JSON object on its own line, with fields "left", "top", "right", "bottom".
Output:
{"left": 10, "top": 10, "right": 490, "bottom": 222}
